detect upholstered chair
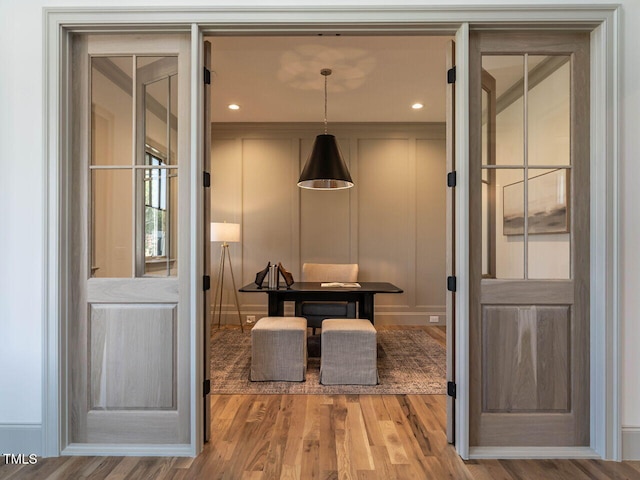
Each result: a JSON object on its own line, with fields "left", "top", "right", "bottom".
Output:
{"left": 295, "top": 263, "right": 359, "bottom": 334}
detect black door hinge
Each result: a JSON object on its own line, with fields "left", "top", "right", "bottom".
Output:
{"left": 447, "top": 171, "right": 457, "bottom": 188}
{"left": 203, "top": 275, "right": 211, "bottom": 291}
{"left": 203, "top": 171, "right": 211, "bottom": 188}
{"left": 447, "top": 381, "right": 457, "bottom": 399}
{"left": 203, "top": 379, "right": 211, "bottom": 396}
{"left": 204, "top": 67, "right": 211, "bottom": 85}
{"left": 447, "top": 66, "right": 456, "bottom": 84}
{"left": 447, "top": 276, "right": 457, "bottom": 293}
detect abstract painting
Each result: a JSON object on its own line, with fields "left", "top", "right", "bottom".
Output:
{"left": 503, "top": 169, "right": 570, "bottom": 235}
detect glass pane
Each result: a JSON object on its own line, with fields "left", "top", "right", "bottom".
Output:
{"left": 496, "top": 169, "right": 525, "bottom": 279}
{"left": 140, "top": 168, "right": 178, "bottom": 277}
{"left": 91, "top": 56, "right": 133, "bottom": 166}
{"left": 482, "top": 55, "right": 524, "bottom": 166}
{"left": 527, "top": 168, "right": 571, "bottom": 279}
{"left": 169, "top": 75, "right": 178, "bottom": 165}
{"left": 482, "top": 89, "right": 489, "bottom": 167}
{"left": 91, "top": 169, "right": 133, "bottom": 277}
{"left": 139, "top": 57, "right": 179, "bottom": 165}
{"left": 528, "top": 55, "right": 571, "bottom": 166}
{"left": 482, "top": 181, "right": 490, "bottom": 276}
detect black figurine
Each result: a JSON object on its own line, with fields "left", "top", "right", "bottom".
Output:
{"left": 278, "top": 262, "right": 295, "bottom": 288}
{"left": 254, "top": 261, "right": 271, "bottom": 288}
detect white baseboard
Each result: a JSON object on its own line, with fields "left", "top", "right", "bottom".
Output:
{"left": 623, "top": 427, "right": 640, "bottom": 460}
{"left": 0, "top": 424, "right": 42, "bottom": 456}
{"left": 215, "top": 308, "right": 447, "bottom": 326}
{"left": 469, "top": 446, "right": 600, "bottom": 459}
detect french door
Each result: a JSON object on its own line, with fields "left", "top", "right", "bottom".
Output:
{"left": 469, "top": 32, "right": 590, "bottom": 446}
{"left": 68, "top": 33, "right": 192, "bottom": 445}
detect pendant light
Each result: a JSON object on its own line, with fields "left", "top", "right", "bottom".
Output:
{"left": 298, "top": 68, "right": 354, "bottom": 190}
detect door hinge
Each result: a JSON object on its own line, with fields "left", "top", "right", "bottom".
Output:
{"left": 447, "top": 381, "right": 457, "bottom": 399}
{"left": 447, "top": 171, "right": 457, "bottom": 188}
{"left": 203, "top": 275, "right": 211, "bottom": 291}
{"left": 447, "top": 276, "right": 457, "bottom": 292}
{"left": 447, "top": 66, "right": 456, "bottom": 84}
{"left": 204, "top": 67, "right": 211, "bottom": 85}
{"left": 203, "top": 379, "right": 211, "bottom": 396}
{"left": 203, "top": 171, "right": 211, "bottom": 188}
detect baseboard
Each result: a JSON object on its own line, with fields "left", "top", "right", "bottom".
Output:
{"left": 63, "top": 443, "right": 194, "bottom": 457}
{"left": 469, "top": 446, "right": 600, "bottom": 459}
{"left": 623, "top": 427, "right": 640, "bottom": 460}
{"left": 0, "top": 424, "right": 42, "bottom": 456}
{"left": 216, "top": 308, "right": 447, "bottom": 326}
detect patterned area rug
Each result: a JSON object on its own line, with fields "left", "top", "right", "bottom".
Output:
{"left": 210, "top": 328, "right": 446, "bottom": 394}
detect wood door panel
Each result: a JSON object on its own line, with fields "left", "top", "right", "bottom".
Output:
{"left": 483, "top": 305, "right": 570, "bottom": 412}
{"left": 86, "top": 411, "right": 180, "bottom": 444}
{"left": 69, "top": 33, "right": 191, "bottom": 448}
{"left": 89, "top": 304, "right": 176, "bottom": 409}
{"left": 469, "top": 31, "right": 590, "bottom": 447}
{"left": 87, "top": 278, "right": 178, "bottom": 303}
{"left": 480, "top": 280, "right": 573, "bottom": 304}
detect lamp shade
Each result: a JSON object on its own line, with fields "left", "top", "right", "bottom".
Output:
{"left": 210, "top": 222, "right": 240, "bottom": 243}
{"left": 297, "top": 134, "right": 354, "bottom": 190}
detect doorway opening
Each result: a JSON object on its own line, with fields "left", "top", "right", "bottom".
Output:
{"left": 203, "top": 33, "right": 456, "bottom": 443}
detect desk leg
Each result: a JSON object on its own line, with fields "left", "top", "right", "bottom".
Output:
{"left": 360, "top": 294, "right": 375, "bottom": 324}
{"left": 268, "top": 294, "right": 284, "bottom": 316}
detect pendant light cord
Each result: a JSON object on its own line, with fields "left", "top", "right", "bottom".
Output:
{"left": 321, "top": 68, "right": 332, "bottom": 135}
{"left": 324, "top": 72, "right": 328, "bottom": 134}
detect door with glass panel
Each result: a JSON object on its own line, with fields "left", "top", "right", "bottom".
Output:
{"left": 69, "top": 33, "right": 190, "bottom": 445}
{"left": 469, "top": 32, "right": 590, "bottom": 446}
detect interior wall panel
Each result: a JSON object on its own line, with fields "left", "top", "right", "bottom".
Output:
{"left": 299, "top": 136, "right": 351, "bottom": 264}
{"left": 357, "top": 138, "right": 411, "bottom": 307}
{"left": 242, "top": 138, "right": 298, "bottom": 290}
{"left": 416, "top": 138, "right": 447, "bottom": 308}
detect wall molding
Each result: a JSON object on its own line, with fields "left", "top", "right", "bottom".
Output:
{"left": 212, "top": 122, "right": 448, "bottom": 327}
{"left": 0, "top": 425, "right": 43, "bottom": 456}
{"left": 213, "top": 122, "right": 447, "bottom": 138}
{"left": 622, "top": 427, "right": 640, "bottom": 460}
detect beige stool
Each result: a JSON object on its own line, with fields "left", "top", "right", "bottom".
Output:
{"left": 251, "top": 317, "right": 307, "bottom": 382}
{"left": 320, "top": 319, "right": 378, "bottom": 385}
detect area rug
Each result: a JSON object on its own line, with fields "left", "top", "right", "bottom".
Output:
{"left": 210, "top": 328, "right": 446, "bottom": 395}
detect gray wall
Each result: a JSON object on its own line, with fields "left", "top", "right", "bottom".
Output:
{"left": 211, "top": 123, "right": 447, "bottom": 325}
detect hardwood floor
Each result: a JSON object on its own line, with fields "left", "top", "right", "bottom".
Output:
{"left": 2, "top": 394, "right": 639, "bottom": 480}
{"left": 2, "top": 327, "right": 639, "bottom": 479}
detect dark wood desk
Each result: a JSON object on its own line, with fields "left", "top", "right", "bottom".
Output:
{"left": 239, "top": 281, "right": 403, "bottom": 324}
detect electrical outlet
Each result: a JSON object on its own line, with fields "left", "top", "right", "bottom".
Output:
{"left": 429, "top": 315, "right": 439, "bottom": 323}
{"left": 246, "top": 315, "right": 256, "bottom": 324}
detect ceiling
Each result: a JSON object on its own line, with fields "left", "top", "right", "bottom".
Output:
{"left": 206, "top": 35, "right": 454, "bottom": 124}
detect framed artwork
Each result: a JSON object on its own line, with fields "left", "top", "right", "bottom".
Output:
{"left": 503, "top": 169, "right": 570, "bottom": 235}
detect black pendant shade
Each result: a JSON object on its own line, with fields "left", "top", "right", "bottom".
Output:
{"left": 297, "top": 134, "right": 354, "bottom": 190}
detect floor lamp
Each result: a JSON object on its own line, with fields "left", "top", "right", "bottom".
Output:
{"left": 211, "top": 222, "right": 243, "bottom": 332}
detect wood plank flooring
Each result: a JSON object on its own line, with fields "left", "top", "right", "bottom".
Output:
{"left": 2, "top": 327, "right": 639, "bottom": 479}
{"left": 2, "top": 394, "right": 639, "bottom": 479}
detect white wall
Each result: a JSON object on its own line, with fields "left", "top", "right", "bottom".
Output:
{"left": 0, "top": 0, "right": 638, "bottom": 458}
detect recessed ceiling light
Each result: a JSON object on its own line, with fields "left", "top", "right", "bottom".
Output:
{"left": 412, "top": 103, "right": 424, "bottom": 110}
{"left": 228, "top": 104, "right": 240, "bottom": 110}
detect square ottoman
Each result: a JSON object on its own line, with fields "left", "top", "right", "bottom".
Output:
{"left": 251, "top": 316, "right": 307, "bottom": 382}
{"left": 320, "top": 319, "right": 378, "bottom": 385}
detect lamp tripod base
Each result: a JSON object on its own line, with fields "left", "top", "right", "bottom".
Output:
{"left": 212, "top": 243, "right": 243, "bottom": 332}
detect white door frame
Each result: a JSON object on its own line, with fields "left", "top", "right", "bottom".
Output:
{"left": 43, "top": 5, "right": 620, "bottom": 460}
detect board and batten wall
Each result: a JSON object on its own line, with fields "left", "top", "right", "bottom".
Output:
{"left": 210, "top": 123, "right": 446, "bottom": 326}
